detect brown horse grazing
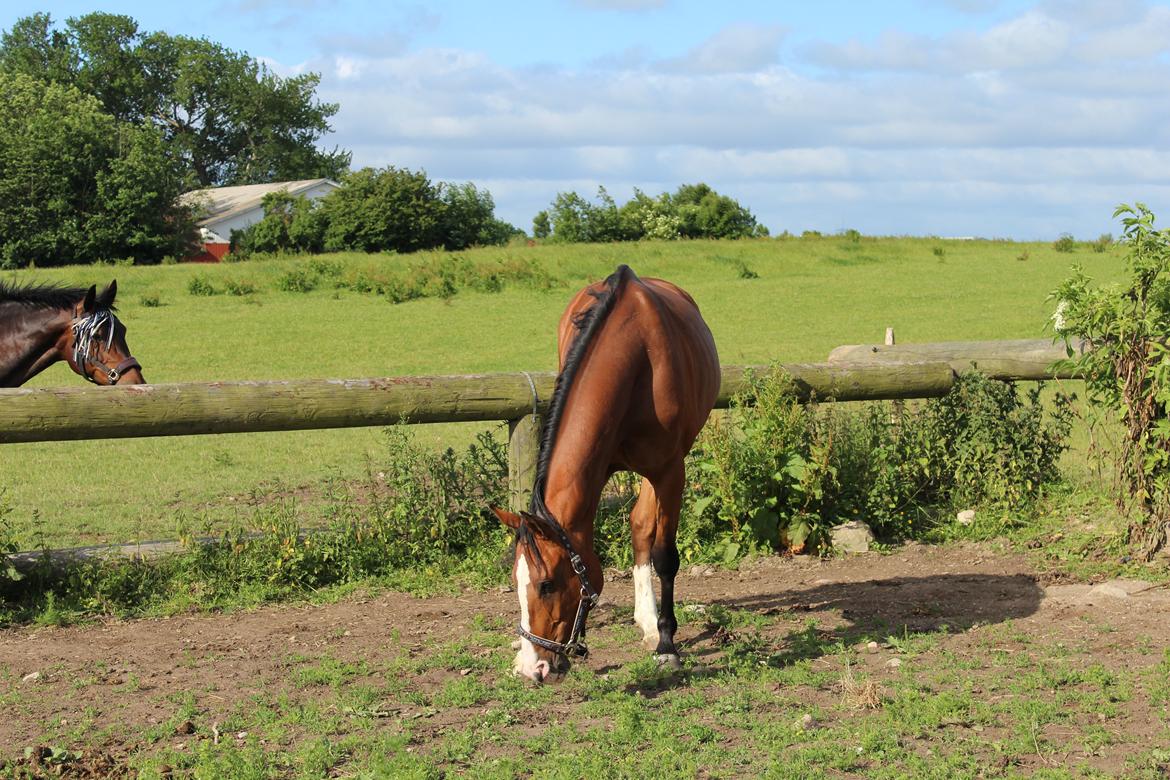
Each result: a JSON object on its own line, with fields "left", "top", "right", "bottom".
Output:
{"left": 492, "top": 265, "right": 720, "bottom": 683}
{"left": 0, "top": 280, "right": 144, "bottom": 387}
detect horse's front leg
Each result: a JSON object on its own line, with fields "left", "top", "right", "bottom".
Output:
{"left": 629, "top": 465, "right": 684, "bottom": 669}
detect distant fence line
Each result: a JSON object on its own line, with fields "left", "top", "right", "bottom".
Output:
{"left": 0, "top": 338, "right": 1076, "bottom": 513}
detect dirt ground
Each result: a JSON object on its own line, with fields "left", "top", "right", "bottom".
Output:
{"left": 2, "top": 542, "right": 1169, "bottom": 777}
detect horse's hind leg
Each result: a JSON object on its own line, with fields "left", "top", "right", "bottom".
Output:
{"left": 629, "top": 464, "right": 685, "bottom": 668}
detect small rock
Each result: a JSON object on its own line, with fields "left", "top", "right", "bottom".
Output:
{"left": 956, "top": 509, "right": 976, "bottom": 526}
{"left": 866, "top": 641, "right": 879, "bottom": 653}
{"left": 885, "top": 658, "right": 903, "bottom": 669}
{"left": 1088, "top": 583, "right": 1129, "bottom": 600}
{"left": 497, "top": 585, "right": 513, "bottom": 594}
{"left": 798, "top": 713, "right": 817, "bottom": 731}
{"left": 235, "top": 731, "right": 248, "bottom": 740}
{"left": 459, "top": 668, "right": 472, "bottom": 676}
{"left": 20, "top": 671, "right": 40, "bottom": 684}
{"left": 830, "top": 521, "right": 874, "bottom": 554}
{"left": 175, "top": 721, "right": 195, "bottom": 736}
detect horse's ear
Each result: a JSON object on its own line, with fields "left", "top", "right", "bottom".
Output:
{"left": 81, "top": 285, "right": 97, "bottom": 313}
{"left": 491, "top": 506, "right": 522, "bottom": 530}
{"left": 96, "top": 280, "right": 117, "bottom": 308}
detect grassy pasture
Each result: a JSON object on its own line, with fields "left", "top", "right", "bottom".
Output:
{"left": 1, "top": 236, "right": 1121, "bottom": 548}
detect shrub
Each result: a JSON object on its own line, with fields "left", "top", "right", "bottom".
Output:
{"left": 277, "top": 268, "right": 317, "bottom": 293}
{"left": 222, "top": 277, "right": 257, "bottom": 296}
{"left": 138, "top": 293, "right": 162, "bottom": 307}
{"left": 672, "top": 370, "right": 1072, "bottom": 562}
{"left": 187, "top": 274, "right": 217, "bottom": 296}
{"left": 1054, "top": 203, "right": 1170, "bottom": 557}
{"left": 1053, "top": 233, "right": 1076, "bottom": 253}
{"left": 0, "top": 489, "right": 20, "bottom": 585}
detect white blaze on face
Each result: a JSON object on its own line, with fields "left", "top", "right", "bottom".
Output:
{"left": 632, "top": 562, "right": 659, "bottom": 646}
{"left": 513, "top": 553, "right": 550, "bottom": 682}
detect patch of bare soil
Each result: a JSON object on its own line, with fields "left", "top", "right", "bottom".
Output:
{"left": 1, "top": 542, "right": 1168, "bottom": 776}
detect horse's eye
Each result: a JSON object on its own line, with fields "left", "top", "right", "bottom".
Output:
{"left": 538, "top": 580, "right": 555, "bottom": 597}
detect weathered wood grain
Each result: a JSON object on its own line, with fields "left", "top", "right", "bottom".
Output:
{"left": 826, "top": 339, "right": 1086, "bottom": 381}
{"left": 0, "top": 362, "right": 957, "bottom": 444}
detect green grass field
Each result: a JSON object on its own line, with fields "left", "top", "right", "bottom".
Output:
{"left": 1, "top": 236, "right": 1122, "bottom": 548}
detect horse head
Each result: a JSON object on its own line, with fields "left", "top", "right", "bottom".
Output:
{"left": 66, "top": 280, "right": 145, "bottom": 385}
{"left": 493, "top": 506, "right": 600, "bottom": 684}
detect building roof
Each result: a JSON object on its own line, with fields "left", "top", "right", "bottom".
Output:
{"left": 180, "top": 179, "right": 339, "bottom": 227}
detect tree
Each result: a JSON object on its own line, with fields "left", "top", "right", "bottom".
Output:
{"left": 0, "top": 71, "right": 193, "bottom": 267}
{"left": 538, "top": 183, "right": 767, "bottom": 244}
{"left": 439, "top": 182, "right": 516, "bottom": 250}
{"left": 669, "top": 183, "right": 766, "bottom": 239}
{"left": 321, "top": 167, "right": 446, "bottom": 254}
{"left": 547, "top": 188, "right": 624, "bottom": 243}
{"left": 532, "top": 211, "right": 551, "bottom": 239}
{"left": 231, "top": 191, "right": 327, "bottom": 256}
{"left": 0, "top": 12, "right": 350, "bottom": 188}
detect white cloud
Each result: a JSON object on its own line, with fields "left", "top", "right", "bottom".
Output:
{"left": 661, "top": 23, "right": 786, "bottom": 74}
{"left": 293, "top": 4, "right": 1170, "bottom": 238}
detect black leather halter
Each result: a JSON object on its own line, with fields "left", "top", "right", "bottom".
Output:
{"left": 516, "top": 515, "right": 600, "bottom": 660}
{"left": 71, "top": 309, "right": 140, "bottom": 385}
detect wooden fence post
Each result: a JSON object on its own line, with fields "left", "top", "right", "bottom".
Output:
{"left": 508, "top": 414, "right": 541, "bottom": 513}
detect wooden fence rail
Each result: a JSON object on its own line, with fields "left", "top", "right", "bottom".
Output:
{"left": 1, "top": 361, "right": 956, "bottom": 512}
{"left": 1, "top": 337, "right": 1078, "bottom": 514}
{"left": 827, "top": 337, "right": 1085, "bottom": 380}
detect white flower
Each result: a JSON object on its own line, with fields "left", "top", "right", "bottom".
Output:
{"left": 1052, "top": 300, "right": 1069, "bottom": 333}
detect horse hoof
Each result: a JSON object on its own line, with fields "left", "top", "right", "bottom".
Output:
{"left": 654, "top": 653, "right": 682, "bottom": 671}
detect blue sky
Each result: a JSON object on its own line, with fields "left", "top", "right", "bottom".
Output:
{"left": 5, "top": 0, "right": 1170, "bottom": 238}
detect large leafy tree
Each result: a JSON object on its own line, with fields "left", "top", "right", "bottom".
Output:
{"left": 0, "top": 12, "right": 350, "bottom": 187}
{"left": 0, "top": 71, "right": 194, "bottom": 267}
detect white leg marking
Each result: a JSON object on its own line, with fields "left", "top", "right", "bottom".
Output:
{"left": 513, "top": 555, "right": 549, "bottom": 681}
{"left": 632, "top": 563, "right": 659, "bottom": 646}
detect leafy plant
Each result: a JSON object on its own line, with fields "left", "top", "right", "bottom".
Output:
{"left": 1053, "top": 203, "right": 1170, "bottom": 557}
{"left": 222, "top": 277, "right": 257, "bottom": 296}
{"left": 675, "top": 370, "right": 1071, "bottom": 560}
{"left": 0, "top": 489, "right": 22, "bottom": 584}
{"left": 1053, "top": 233, "right": 1076, "bottom": 253}
{"left": 186, "top": 274, "right": 216, "bottom": 296}
{"left": 277, "top": 268, "right": 317, "bottom": 293}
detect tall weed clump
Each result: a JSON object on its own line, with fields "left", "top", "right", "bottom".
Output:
{"left": 672, "top": 370, "right": 1071, "bottom": 562}
{"left": 1054, "top": 203, "right": 1170, "bottom": 558}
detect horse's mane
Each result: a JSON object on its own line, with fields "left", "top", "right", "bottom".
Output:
{"left": 0, "top": 280, "right": 89, "bottom": 310}
{"left": 528, "top": 264, "right": 633, "bottom": 526}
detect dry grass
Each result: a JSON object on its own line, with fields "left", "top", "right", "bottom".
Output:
{"left": 836, "top": 659, "right": 884, "bottom": 710}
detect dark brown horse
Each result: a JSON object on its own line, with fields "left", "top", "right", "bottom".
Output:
{"left": 492, "top": 265, "right": 720, "bottom": 683}
{"left": 0, "top": 280, "right": 144, "bottom": 387}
